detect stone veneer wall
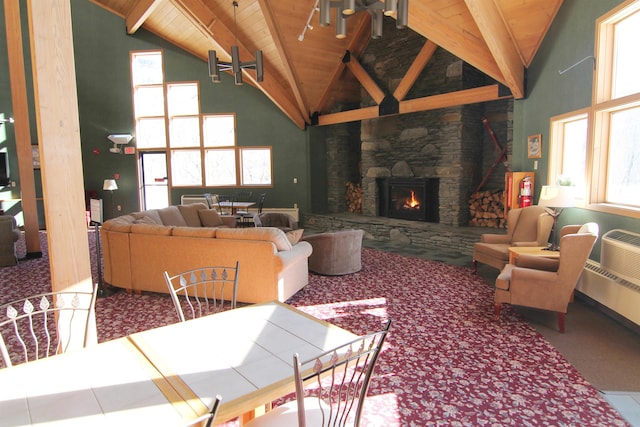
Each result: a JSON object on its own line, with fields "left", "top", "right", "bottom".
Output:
{"left": 321, "top": 17, "right": 513, "bottom": 227}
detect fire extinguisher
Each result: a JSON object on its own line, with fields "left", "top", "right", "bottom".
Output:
{"left": 519, "top": 175, "right": 533, "bottom": 207}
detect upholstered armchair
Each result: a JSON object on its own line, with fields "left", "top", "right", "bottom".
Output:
{"left": 494, "top": 223, "right": 599, "bottom": 333}
{"left": 302, "top": 229, "right": 364, "bottom": 275}
{"left": 254, "top": 212, "right": 298, "bottom": 232}
{"left": 0, "top": 216, "right": 20, "bottom": 267}
{"left": 472, "top": 206, "right": 553, "bottom": 273}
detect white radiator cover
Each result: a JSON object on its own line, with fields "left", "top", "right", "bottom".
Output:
{"left": 577, "top": 228, "right": 640, "bottom": 327}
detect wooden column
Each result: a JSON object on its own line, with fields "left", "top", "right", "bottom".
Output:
{"left": 26, "top": 0, "right": 96, "bottom": 347}
{"left": 3, "top": 0, "right": 41, "bottom": 257}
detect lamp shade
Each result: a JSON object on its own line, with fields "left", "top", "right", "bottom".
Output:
{"left": 538, "top": 185, "right": 575, "bottom": 208}
{"left": 103, "top": 179, "right": 118, "bottom": 191}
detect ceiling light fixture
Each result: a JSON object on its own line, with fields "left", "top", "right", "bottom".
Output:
{"left": 318, "top": 0, "right": 408, "bottom": 40}
{"left": 208, "top": 1, "right": 263, "bottom": 85}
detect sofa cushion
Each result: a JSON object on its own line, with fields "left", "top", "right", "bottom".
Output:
{"left": 199, "top": 209, "right": 224, "bottom": 227}
{"left": 217, "top": 227, "right": 292, "bottom": 251}
{"left": 131, "top": 223, "right": 174, "bottom": 236}
{"left": 286, "top": 229, "right": 304, "bottom": 245}
{"left": 132, "top": 210, "right": 163, "bottom": 225}
{"left": 172, "top": 226, "right": 217, "bottom": 238}
{"left": 134, "top": 216, "right": 159, "bottom": 225}
{"left": 102, "top": 215, "right": 135, "bottom": 232}
{"left": 157, "top": 206, "right": 188, "bottom": 227}
{"left": 178, "top": 203, "right": 208, "bottom": 227}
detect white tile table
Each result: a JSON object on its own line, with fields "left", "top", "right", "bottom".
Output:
{"left": 0, "top": 301, "right": 356, "bottom": 426}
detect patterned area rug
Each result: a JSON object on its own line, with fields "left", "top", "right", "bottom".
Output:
{"left": 0, "top": 231, "right": 629, "bottom": 426}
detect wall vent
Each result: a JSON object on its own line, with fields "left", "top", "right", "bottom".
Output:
{"left": 600, "top": 229, "right": 640, "bottom": 286}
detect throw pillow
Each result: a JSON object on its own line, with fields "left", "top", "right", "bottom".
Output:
{"left": 199, "top": 209, "right": 224, "bottom": 227}
{"left": 177, "top": 203, "right": 208, "bottom": 227}
{"left": 286, "top": 229, "right": 304, "bottom": 245}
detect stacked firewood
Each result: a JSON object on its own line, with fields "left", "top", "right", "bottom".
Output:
{"left": 345, "top": 182, "right": 363, "bottom": 214}
{"left": 468, "top": 189, "right": 505, "bottom": 228}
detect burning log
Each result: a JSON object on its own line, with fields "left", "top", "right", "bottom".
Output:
{"left": 468, "top": 189, "right": 505, "bottom": 228}
{"left": 346, "top": 181, "right": 363, "bottom": 214}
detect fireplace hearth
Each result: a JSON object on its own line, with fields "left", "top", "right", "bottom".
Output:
{"left": 378, "top": 177, "right": 439, "bottom": 222}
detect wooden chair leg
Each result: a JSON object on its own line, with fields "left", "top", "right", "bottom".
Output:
{"left": 557, "top": 312, "right": 565, "bottom": 333}
{"left": 472, "top": 260, "right": 478, "bottom": 274}
{"left": 494, "top": 303, "right": 501, "bottom": 320}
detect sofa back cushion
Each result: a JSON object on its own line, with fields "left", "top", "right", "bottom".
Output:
{"left": 131, "top": 223, "right": 174, "bottom": 236}
{"left": 172, "top": 226, "right": 217, "bottom": 238}
{"left": 198, "top": 209, "right": 224, "bottom": 227}
{"left": 216, "top": 227, "right": 292, "bottom": 251}
{"left": 177, "top": 203, "right": 208, "bottom": 227}
{"left": 132, "top": 210, "right": 163, "bottom": 225}
{"left": 157, "top": 206, "right": 188, "bottom": 227}
{"left": 101, "top": 215, "right": 135, "bottom": 232}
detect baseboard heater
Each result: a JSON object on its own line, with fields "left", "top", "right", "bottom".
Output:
{"left": 576, "top": 229, "right": 640, "bottom": 326}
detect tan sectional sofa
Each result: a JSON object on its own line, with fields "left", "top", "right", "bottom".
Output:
{"left": 100, "top": 203, "right": 313, "bottom": 303}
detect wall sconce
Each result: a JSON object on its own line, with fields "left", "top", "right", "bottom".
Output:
{"left": 107, "top": 134, "right": 133, "bottom": 154}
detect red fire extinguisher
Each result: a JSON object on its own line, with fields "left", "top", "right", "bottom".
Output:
{"left": 519, "top": 175, "right": 533, "bottom": 207}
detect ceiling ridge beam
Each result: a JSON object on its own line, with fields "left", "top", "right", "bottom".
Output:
{"left": 393, "top": 40, "right": 438, "bottom": 101}
{"left": 172, "top": 0, "right": 307, "bottom": 129}
{"left": 258, "top": 0, "right": 309, "bottom": 122}
{"left": 125, "top": 0, "right": 163, "bottom": 34}
{"left": 463, "top": 0, "right": 524, "bottom": 99}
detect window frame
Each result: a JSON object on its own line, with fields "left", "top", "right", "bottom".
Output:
{"left": 549, "top": 0, "right": 640, "bottom": 219}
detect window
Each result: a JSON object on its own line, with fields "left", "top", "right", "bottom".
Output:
{"left": 549, "top": 0, "right": 640, "bottom": 218}
{"left": 549, "top": 110, "right": 588, "bottom": 205}
{"left": 130, "top": 50, "right": 272, "bottom": 191}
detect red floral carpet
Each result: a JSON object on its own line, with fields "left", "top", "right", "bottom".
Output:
{"left": 0, "top": 231, "right": 629, "bottom": 426}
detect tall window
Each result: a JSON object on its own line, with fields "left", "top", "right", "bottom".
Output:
{"left": 130, "top": 50, "right": 273, "bottom": 189}
{"left": 549, "top": 0, "right": 640, "bottom": 218}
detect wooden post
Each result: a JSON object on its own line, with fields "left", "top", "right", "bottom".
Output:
{"left": 26, "top": 0, "right": 96, "bottom": 347}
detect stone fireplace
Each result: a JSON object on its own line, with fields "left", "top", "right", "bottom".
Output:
{"left": 378, "top": 177, "right": 439, "bottom": 222}
{"left": 317, "top": 17, "right": 513, "bottom": 227}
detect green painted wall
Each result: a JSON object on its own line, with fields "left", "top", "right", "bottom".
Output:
{"left": 513, "top": 0, "right": 640, "bottom": 260}
{"left": 0, "top": 0, "right": 310, "bottom": 225}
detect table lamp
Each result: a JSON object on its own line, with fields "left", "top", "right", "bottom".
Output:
{"left": 538, "top": 185, "right": 575, "bottom": 251}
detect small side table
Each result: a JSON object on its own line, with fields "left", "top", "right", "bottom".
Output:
{"left": 508, "top": 246, "right": 559, "bottom": 265}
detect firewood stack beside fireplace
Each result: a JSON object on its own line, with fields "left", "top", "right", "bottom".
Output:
{"left": 468, "top": 190, "right": 505, "bottom": 228}
{"left": 346, "top": 181, "right": 363, "bottom": 214}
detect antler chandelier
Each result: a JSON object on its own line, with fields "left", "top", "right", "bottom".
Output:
{"left": 208, "top": 1, "right": 264, "bottom": 85}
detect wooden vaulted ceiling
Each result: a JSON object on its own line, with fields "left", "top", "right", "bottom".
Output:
{"left": 91, "top": 0, "right": 563, "bottom": 130}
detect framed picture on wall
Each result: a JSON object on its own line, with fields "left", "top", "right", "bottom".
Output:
{"left": 527, "top": 134, "right": 542, "bottom": 159}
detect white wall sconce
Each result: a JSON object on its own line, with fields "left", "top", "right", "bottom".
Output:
{"left": 107, "top": 134, "right": 133, "bottom": 154}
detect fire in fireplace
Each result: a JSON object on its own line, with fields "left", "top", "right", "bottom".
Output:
{"left": 378, "top": 177, "right": 439, "bottom": 222}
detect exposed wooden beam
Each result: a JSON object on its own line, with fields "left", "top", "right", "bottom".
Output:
{"left": 3, "top": 0, "right": 40, "bottom": 257}
{"left": 125, "top": 0, "right": 162, "bottom": 34}
{"left": 408, "top": 2, "right": 506, "bottom": 90}
{"left": 172, "top": 0, "right": 307, "bottom": 129}
{"left": 464, "top": 0, "right": 524, "bottom": 99}
{"left": 343, "top": 51, "right": 386, "bottom": 104}
{"left": 258, "top": 0, "right": 308, "bottom": 120}
{"left": 400, "top": 84, "right": 509, "bottom": 114}
{"left": 317, "top": 84, "right": 510, "bottom": 126}
{"left": 314, "top": 14, "right": 371, "bottom": 114}
{"left": 318, "top": 106, "right": 379, "bottom": 126}
{"left": 393, "top": 40, "right": 438, "bottom": 101}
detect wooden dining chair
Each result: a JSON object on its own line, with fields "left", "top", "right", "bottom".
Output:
{"left": 164, "top": 262, "right": 240, "bottom": 322}
{"left": 183, "top": 395, "right": 222, "bottom": 427}
{"left": 0, "top": 285, "right": 99, "bottom": 368}
{"left": 245, "top": 320, "right": 391, "bottom": 427}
